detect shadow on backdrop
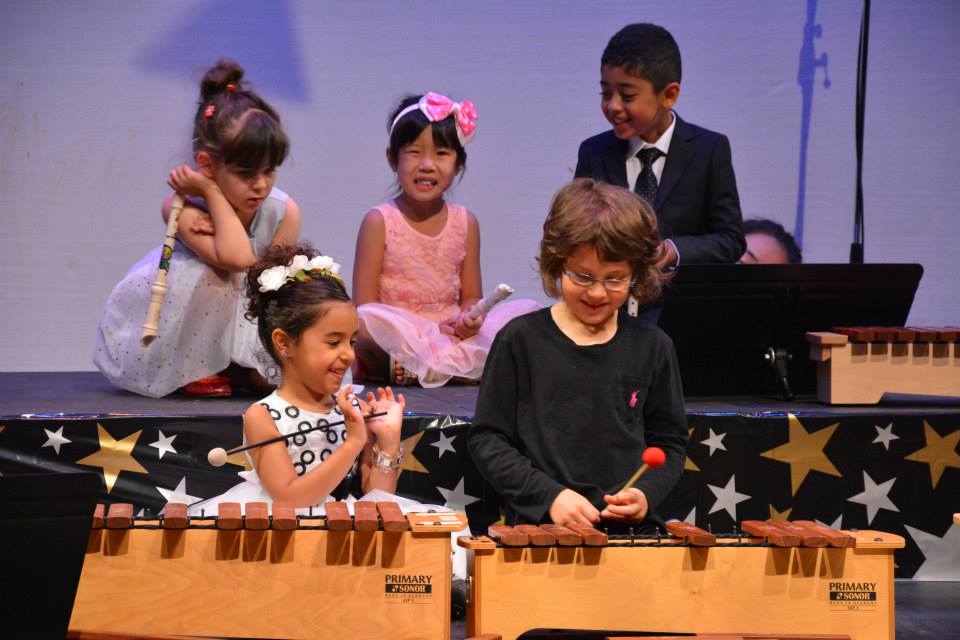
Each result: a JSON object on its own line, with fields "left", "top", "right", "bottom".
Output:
{"left": 137, "top": 0, "right": 308, "bottom": 103}
{"left": 795, "top": 0, "right": 831, "bottom": 251}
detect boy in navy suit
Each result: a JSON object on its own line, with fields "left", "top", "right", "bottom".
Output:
{"left": 575, "top": 23, "right": 745, "bottom": 269}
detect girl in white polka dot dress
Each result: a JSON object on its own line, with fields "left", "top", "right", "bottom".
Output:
{"left": 189, "top": 244, "right": 406, "bottom": 515}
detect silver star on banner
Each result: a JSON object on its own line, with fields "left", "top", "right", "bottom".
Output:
{"left": 436, "top": 477, "right": 480, "bottom": 512}
{"left": 847, "top": 471, "right": 899, "bottom": 524}
{"left": 872, "top": 423, "right": 899, "bottom": 450}
{"left": 430, "top": 431, "right": 457, "bottom": 458}
{"left": 42, "top": 426, "right": 72, "bottom": 455}
{"left": 156, "top": 476, "right": 202, "bottom": 507}
{"left": 700, "top": 428, "right": 727, "bottom": 456}
{"left": 903, "top": 524, "right": 960, "bottom": 580}
{"left": 150, "top": 430, "right": 178, "bottom": 459}
{"left": 707, "top": 474, "right": 751, "bottom": 520}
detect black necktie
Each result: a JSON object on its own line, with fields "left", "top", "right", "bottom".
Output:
{"left": 634, "top": 147, "right": 663, "bottom": 204}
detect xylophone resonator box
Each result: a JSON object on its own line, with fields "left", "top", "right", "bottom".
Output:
{"left": 69, "top": 501, "right": 466, "bottom": 639}
{"left": 458, "top": 520, "right": 903, "bottom": 640}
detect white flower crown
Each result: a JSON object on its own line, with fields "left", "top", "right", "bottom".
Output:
{"left": 257, "top": 254, "right": 343, "bottom": 293}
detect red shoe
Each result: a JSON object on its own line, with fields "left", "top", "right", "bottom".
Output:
{"left": 181, "top": 375, "right": 232, "bottom": 397}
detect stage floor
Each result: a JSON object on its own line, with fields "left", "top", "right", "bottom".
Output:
{"left": 4, "top": 371, "right": 959, "bottom": 419}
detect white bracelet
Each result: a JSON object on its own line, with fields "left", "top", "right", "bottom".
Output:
{"left": 372, "top": 443, "right": 404, "bottom": 473}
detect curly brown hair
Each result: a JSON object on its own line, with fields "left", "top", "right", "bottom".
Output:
{"left": 245, "top": 244, "right": 351, "bottom": 365}
{"left": 539, "top": 178, "right": 664, "bottom": 305}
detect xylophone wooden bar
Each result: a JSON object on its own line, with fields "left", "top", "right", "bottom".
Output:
{"left": 766, "top": 520, "right": 827, "bottom": 547}
{"left": 565, "top": 523, "right": 608, "bottom": 546}
{"left": 740, "top": 520, "right": 801, "bottom": 547}
{"left": 244, "top": 501, "right": 270, "bottom": 529}
{"left": 487, "top": 525, "right": 528, "bottom": 547}
{"left": 106, "top": 503, "right": 132, "bottom": 529}
{"left": 271, "top": 502, "right": 297, "bottom": 530}
{"left": 540, "top": 523, "right": 581, "bottom": 546}
{"left": 70, "top": 501, "right": 467, "bottom": 639}
{"left": 793, "top": 520, "right": 856, "bottom": 548}
{"left": 807, "top": 326, "right": 960, "bottom": 404}
{"left": 161, "top": 503, "right": 187, "bottom": 529}
{"left": 91, "top": 503, "right": 104, "bottom": 529}
{"left": 514, "top": 523, "right": 556, "bottom": 546}
{"left": 459, "top": 523, "right": 903, "bottom": 640}
{"left": 665, "top": 520, "right": 717, "bottom": 546}
{"left": 353, "top": 500, "right": 380, "bottom": 531}
{"left": 376, "top": 501, "right": 409, "bottom": 532}
{"left": 217, "top": 502, "right": 242, "bottom": 529}
{"left": 324, "top": 499, "right": 353, "bottom": 531}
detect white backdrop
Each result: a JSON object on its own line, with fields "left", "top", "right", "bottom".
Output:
{"left": 1, "top": 0, "right": 958, "bottom": 371}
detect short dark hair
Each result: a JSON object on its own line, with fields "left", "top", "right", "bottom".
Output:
{"left": 743, "top": 218, "right": 803, "bottom": 264}
{"left": 386, "top": 94, "right": 467, "bottom": 171}
{"left": 601, "top": 23, "right": 682, "bottom": 92}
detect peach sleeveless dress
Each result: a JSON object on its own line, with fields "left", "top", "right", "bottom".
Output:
{"left": 356, "top": 201, "right": 539, "bottom": 388}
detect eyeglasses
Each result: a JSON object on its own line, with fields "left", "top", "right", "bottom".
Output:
{"left": 562, "top": 270, "right": 634, "bottom": 292}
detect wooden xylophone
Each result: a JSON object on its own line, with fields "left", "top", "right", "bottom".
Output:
{"left": 458, "top": 519, "right": 903, "bottom": 640}
{"left": 806, "top": 326, "right": 960, "bottom": 404}
{"left": 69, "top": 501, "right": 467, "bottom": 639}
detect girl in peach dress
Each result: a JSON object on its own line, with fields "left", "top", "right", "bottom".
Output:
{"left": 352, "top": 92, "right": 538, "bottom": 388}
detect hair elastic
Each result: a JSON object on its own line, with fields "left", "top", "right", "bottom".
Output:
{"left": 226, "top": 83, "right": 237, "bottom": 93}
{"left": 203, "top": 104, "right": 216, "bottom": 119}
{"left": 389, "top": 92, "right": 478, "bottom": 146}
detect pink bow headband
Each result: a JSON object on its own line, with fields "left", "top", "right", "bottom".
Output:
{"left": 389, "top": 92, "right": 478, "bottom": 146}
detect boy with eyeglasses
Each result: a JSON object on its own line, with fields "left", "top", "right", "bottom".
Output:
{"left": 468, "top": 179, "right": 688, "bottom": 532}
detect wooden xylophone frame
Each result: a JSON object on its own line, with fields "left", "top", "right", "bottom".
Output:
{"left": 69, "top": 501, "right": 467, "bottom": 640}
{"left": 458, "top": 519, "right": 903, "bottom": 640}
{"left": 807, "top": 326, "right": 960, "bottom": 404}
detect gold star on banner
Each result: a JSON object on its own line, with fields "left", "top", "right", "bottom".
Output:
{"left": 769, "top": 505, "right": 793, "bottom": 521}
{"left": 760, "top": 414, "right": 841, "bottom": 495}
{"left": 225, "top": 451, "right": 253, "bottom": 470}
{"left": 904, "top": 421, "right": 960, "bottom": 489}
{"left": 76, "top": 423, "right": 148, "bottom": 492}
{"left": 398, "top": 431, "right": 429, "bottom": 477}
{"left": 685, "top": 427, "right": 700, "bottom": 472}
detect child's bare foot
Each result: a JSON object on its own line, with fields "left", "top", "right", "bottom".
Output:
{"left": 390, "top": 357, "right": 419, "bottom": 387}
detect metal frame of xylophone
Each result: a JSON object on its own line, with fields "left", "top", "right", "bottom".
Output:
{"left": 807, "top": 326, "right": 960, "bottom": 404}
{"left": 69, "top": 501, "right": 467, "bottom": 639}
{"left": 457, "top": 519, "right": 903, "bottom": 640}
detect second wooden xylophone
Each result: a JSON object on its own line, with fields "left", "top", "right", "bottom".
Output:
{"left": 807, "top": 326, "right": 960, "bottom": 404}
{"left": 69, "top": 500, "right": 467, "bottom": 639}
{"left": 458, "top": 519, "right": 903, "bottom": 640}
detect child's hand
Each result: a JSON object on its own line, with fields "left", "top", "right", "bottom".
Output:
{"left": 548, "top": 488, "right": 600, "bottom": 527}
{"left": 599, "top": 487, "right": 649, "bottom": 523}
{"left": 655, "top": 240, "right": 679, "bottom": 272}
{"left": 188, "top": 213, "right": 215, "bottom": 235}
{"left": 363, "top": 387, "right": 405, "bottom": 449}
{"left": 167, "top": 165, "right": 219, "bottom": 199}
{"left": 452, "top": 310, "right": 483, "bottom": 340}
{"left": 335, "top": 391, "right": 369, "bottom": 450}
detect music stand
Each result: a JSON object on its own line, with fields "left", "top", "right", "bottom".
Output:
{"left": 0, "top": 472, "right": 100, "bottom": 638}
{"left": 656, "top": 263, "right": 923, "bottom": 397}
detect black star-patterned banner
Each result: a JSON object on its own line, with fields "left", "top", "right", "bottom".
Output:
{"left": 0, "top": 410, "right": 956, "bottom": 579}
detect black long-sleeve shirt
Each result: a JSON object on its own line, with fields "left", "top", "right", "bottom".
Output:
{"left": 468, "top": 307, "right": 688, "bottom": 525}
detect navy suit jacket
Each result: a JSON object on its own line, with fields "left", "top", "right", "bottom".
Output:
{"left": 574, "top": 115, "right": 745, "bottom": 264}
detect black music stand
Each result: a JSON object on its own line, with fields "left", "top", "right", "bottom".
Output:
{"left": 0, "top": 472, "right": 100, "bottom": 638}
{"left": 656, "top": 263, "right": 923, "bottom": 398}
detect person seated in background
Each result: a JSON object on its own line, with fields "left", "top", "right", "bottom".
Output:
{"left": 739, "top": 218, "right": 802, "bottom": 264}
